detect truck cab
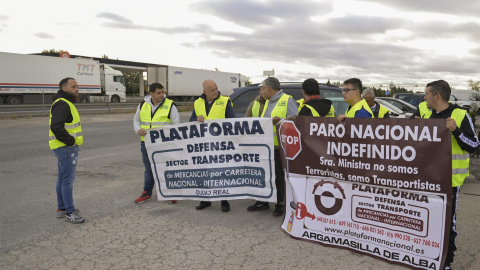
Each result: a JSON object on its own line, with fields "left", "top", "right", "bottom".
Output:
{"left": 100, "top": 65, "right": 126, "bottom": 102}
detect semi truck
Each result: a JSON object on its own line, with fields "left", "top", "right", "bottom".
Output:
{"left": 0, "top": 52, "right": 126, "bottom": 104}
{"left": 147, "top": 65, "right": 249, "bottom": 101}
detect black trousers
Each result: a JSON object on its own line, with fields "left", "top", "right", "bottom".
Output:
{"left": 274, "top": 149, "right": 285, "bottom": 205}
{"left": 444, "top": 186, "right": 460, "bottom": 267}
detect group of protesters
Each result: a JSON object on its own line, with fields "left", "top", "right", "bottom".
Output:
{"left": 49, "top": 75, "right": 478, "bottom": 270}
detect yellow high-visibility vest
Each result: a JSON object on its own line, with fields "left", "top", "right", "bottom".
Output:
{"left": 261, "top": 94, "right": 291, "bottom": 146}
{"left": 252, "top": 100, "right": 261, "bottom": 117}
{"left": 376, "top": 104, "right": 390, "bottom": 118}
{"left": 299, "top": 103, "right": 335, "bottom": 117}
{"left": 139, "top": 98, "right": 173, "bottom": 141}
{"left": 49, "top": 98, "right": 83, "bottom": 150}
{"left": 194, "top": 96, "right": 230, "bottom": 120}
{"left": 345, "top": 99, "right": 374, "bottom": 118}
{"left": 425, "top": 108, "right": 470, "bottom": 187}
{"left": 419, "top": 101, "right": 432, "bottom": 119}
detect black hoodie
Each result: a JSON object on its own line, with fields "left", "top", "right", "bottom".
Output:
{"left": 50, "top": 90, "right": 78, "bottom": 146}
{"left": 430, "top": 103, "right": 479, "bottom": 153}
{"left": 298, "top": 97, "right": 333, "bottom": 117}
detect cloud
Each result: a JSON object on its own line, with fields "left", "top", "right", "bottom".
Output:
{"left": 35, "top": 33, "right": 54, "bottom": 39}
{"left": 96, "top": 12, "right": 139, "bottom": 29}
{"left": 191, "top": 0, "right": 333, "bottom": 28}
{"left": 97, "top": 12, "right": 133, "bottom": 24}
{"left": 358, "top": 0, "right": 480, "bottom": 16}
{"left": 96, "top": 12, "right": 218, "bottom": 36}
{"left": 324, "top": 15, "right": 405, "bottom": 35}
{"left": 94, "top": 8, "right": 479, "bottom": 85}
{"left": 410, "top": 21, "right": 480, "bottom": 41}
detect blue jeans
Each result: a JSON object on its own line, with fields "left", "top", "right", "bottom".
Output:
{"left": 141, "top": 142, "right": 155, "bottom": 195}
{"left": 52, "top": 145, "right": 79, "bottom": 213}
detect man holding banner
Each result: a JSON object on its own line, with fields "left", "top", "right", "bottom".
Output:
{"left": 133, "top": 83, "right": 180, "bottom": 204}
{"left": 189, "top": 79, "right": 236, "bottom": 212}
{"left": 337, "top": 78, "right": 373, "bottom": 122}
{"left": 422, "top": 80, "right": 479, "bottom": 270}
{"left": 247, "top": 77, "right": 298, "bottom": 216}
{"left": 298, "top": 78, "right": 334, "bottom": 117}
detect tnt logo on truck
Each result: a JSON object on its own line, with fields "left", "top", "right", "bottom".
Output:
{"left": 278, "top": 120, "right": 302, "bottom": 160}
{"left": 77, "top": 63, "right": 95, "bottom": 76}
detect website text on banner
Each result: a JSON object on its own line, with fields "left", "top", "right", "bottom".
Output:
{"left": 279, "top": 117, "right": 452, "bottom": 270}
{"left": 145, "top": 118, "right": 277, "bottom": 202}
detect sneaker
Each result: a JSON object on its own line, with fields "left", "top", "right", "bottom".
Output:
{"left": 169, "top": 200, "right": 177, "bottom": 204}
{"left": 56, "top": 208, "right": 79, "bottom": 218}
{"left": 65, "top": 210, "right": 85, "bottom": 224}
{"left": 444, "top": 265, "right": 452, "bottom": 270}
{"left": 135, "top": 191, "right": 151, "bottom": 204}
{"left": 273, "top": 203, "right": 284, "bottom": 216}
{"left": 247, "top": 201, "right": 270, "bottom": 212}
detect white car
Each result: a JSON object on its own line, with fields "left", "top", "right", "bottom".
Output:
{"left": 376, "top": 99, "right": 412, "bottom": 118}
{"left": 450, "top": 94, "right": 477, "bottom": 113}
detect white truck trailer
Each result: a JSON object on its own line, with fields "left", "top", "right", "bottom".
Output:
{"left": 0, "top": 52, "right": 126, "bottom": 104}
{"left": 147, "top": 65, "right": 249, "bottom": 101}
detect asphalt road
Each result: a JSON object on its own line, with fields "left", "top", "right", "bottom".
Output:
{"left": 0, "top": 113, "right": 479, "bottom": 269}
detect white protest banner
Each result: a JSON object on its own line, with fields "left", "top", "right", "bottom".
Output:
{"left": 145, "top": 118, "right": 276, "bottom": 202}
{"left": 279, "top": 117, "right": 452, "bottom": 270}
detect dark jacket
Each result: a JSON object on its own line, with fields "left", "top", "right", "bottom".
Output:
{"left": 298, "top": 97, "right": 332, "bottom": 117}
{"left": 430, "top": 103, "right": 479, "bottom": 153}
{"left": 50, "top": 90, "right": 78, "bottom": 146}
{"left": 189, "top": 91, "right": 235, "bottom": 121}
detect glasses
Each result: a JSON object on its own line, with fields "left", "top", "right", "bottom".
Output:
{"left": 342, "top": 88, "right": 357, "bottom": 93}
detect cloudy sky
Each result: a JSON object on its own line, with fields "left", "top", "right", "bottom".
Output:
{"left": 0, "top": 0, "right": 479, "bottom": 88}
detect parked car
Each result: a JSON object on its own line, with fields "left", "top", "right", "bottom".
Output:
{"left": 452, "top": 90, "right": 480, "bottom": 113}
{"left": 393, "top": 93, "right": 425, "bottom": 108}
{"left": 393, "top": 93, "right": 477, "bottom": 112}
{"left": 229, "top": 83, "right": 343, "bottom": 117}
{"left": 229, "top": 83, "right": 410, "bottom": 118}
{"left": 376, "top": 97, "right": 417, "bottom": 113}
{"left": 450, "top": 94, "right": 477, "bottom": 113}
{"left": 376, "top": 99, "right": 412, "bottom": 118}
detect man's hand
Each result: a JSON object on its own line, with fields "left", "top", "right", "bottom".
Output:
{"left": 337, "top": 115, "right": 347, "bottom": 123}
{"left": 446, "top": 118, "right": 457, "bottom": 132}
{"left": 197, "top": 115, "right": 205, "bottom": 123}
{"left": 137, "top": 129, "right": 147, "bottom": 137}
{"left": 285, "top": 115, "right": 297, "bottom": 121}
{"left": 272, "top": 116, "right": 281, "bottom": 125}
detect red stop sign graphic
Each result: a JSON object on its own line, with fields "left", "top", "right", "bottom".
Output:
{"left": 278, "top": 120, "right": 302, "bottom": 160}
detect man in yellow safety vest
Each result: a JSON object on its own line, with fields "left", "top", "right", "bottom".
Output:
{"left": 49, "top": 77, "right": 85, "bottom": 224}
{"left": 190, "top": 79, "right": 236, "bottom": 212}
{"left": 133, "top": 83, "right": 180, "bottom": 204}
{"left": 422, "top": 80, "right": 479, "bottom": 270}
{"left": 337, "top": 78, "right": 373, "bottom": 122}
{"left": 298, "top": 78, "right": 335, "bottom": 117}
{"left": 246, "top": 77, "right": 298, "bottom": 216}
{"left": 361, "top": 88, "right": 389, "bottom": 118}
